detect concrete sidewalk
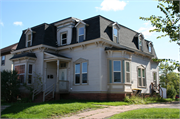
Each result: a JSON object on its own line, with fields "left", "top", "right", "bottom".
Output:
{"left": 61, "top": 102, "right": 180, "bottom": 119}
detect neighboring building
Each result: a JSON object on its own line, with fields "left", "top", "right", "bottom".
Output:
{"left": 10, "top": 15, "right": 159, "bottom": 101}
{"left": 0, "top": 43, "right": 18, "bottom": 71}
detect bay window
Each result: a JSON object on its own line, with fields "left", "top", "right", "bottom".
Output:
{"left": 15, "top": 65, "right": 25, "bottom": 84}
{"left": 125, "top": 61, "right": 130, "bottom": 83}
{"left": 113, "top": 61, "right": 121, "bottom": 82}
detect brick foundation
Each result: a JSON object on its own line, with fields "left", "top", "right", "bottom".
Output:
{"left": 60, "top": 93, "right": 127, "bottom": 101}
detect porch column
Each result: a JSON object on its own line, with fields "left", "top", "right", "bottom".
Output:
{"left": 44, "top": 62, "right": 47, "bottom": 90}
{"left": 55, "top": 59, "right": 60, "bottom": 100}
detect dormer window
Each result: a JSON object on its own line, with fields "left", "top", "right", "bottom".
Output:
{"left": 113, "top": 28, "right": 118, "bottom": 43}
{"left": 138, "top": 34, "right": 144, "bottom": 51}
{"left": 78, "top": 27, "right": 84, "bottom": 42}
{"left": 148, "top": 42, "right": 151, "bottom": 53}
{"left": 112, "top": 22, "right": 120, "bottom": 44}
{"left": 27, "top": 34, "right": 31, "bottom": 47}
{"left": 61, "top": 32, "right": 67, "bottom": 45}
{"left": 25, "top": 28, "right": 34, "bottom": 47}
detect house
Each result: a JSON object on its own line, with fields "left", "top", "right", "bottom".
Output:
{"left": 10, "top": 15, "right": 159, "bottom": 101}
{"left": 0, "top": 43, "right": 18, "bottom": 71}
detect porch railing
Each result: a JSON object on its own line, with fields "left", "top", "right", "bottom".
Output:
{"left": 43, "top": 83, "right": 55, "bottom": 102}
{"left": 59, "top": 80, "right": 69, "bottom": 93}
{"left": 32, "top": 84, "right": 43, "bottom": 101}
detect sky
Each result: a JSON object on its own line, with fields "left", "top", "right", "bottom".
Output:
{"left": 0, "top": 0, "right": 179, "bottom": 62}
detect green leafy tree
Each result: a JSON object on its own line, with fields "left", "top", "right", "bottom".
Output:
{"left": 167, "top": 84, "right": 176, "bottom": 98}
{"left": 1, "top": 70, "right": 20, "bottom": 102}
{"left": 140, "top": 0, "right": 179, "bottom": 42}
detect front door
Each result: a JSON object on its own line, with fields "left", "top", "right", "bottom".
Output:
{"left": 59, "top": 69, "right": 67, "bottom": 81}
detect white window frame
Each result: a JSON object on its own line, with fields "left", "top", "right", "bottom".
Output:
{"left": 14, "top": 63, "right": 26, "bottom": 85}
{"left": 113, "top": 60, "right": 122, "bottom": 83}
{"left": 26, "top": 33, "right": 32, "bottom": 47}
{"left": 1, "top": 56, "right": 5, "bottom": 66}
{"left": 74, "top": 58, "right": 89, "bottom": 85}
{"left": 61, "top": 32, "right": 67, "bottom": 45}
{"left": 125, "top": 61, "right": 131, "bottom": 83}
{"left": 78, "top": 27, "right": 85, "bottom": 42}
{"left": 27, "top": 64, "right": 33, "bottom": 85}
{"left": 137, "top": 66, "right": 146, "bottom": 87}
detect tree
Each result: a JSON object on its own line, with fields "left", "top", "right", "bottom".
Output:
{"left": 140, "top": 0, "right": 179, "bottom": 42}
{"left": 1, "top": 70, "right": 20, "bottom": 102}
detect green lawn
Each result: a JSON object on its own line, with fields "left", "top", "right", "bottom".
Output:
{"left": 109, "top": 108, "right": 180, "bottom": 119}
{"left": 1, "top": 99, "right": 130, "bottom": 118}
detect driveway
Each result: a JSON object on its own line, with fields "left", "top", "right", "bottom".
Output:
{"left": 61, "top": 102, "right": 180, "bottom": 119}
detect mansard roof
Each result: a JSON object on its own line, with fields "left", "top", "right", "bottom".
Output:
{"left": 15, "top": 15, "right": 157, "bottom": 58}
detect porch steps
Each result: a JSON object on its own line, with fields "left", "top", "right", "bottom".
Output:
{"left": 33, "top": 92, "right": 54, "bottom": 103}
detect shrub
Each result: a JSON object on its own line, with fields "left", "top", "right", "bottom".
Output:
{"left": 167, "top": 84, "right": 176, "bottom": 99}
{"left": 1, "top": 70, "right": 20, "bottom": 102}
{"left": 124, "top": 96, "right": 146, "bottom": 104}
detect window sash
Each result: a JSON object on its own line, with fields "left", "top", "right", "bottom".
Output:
{"left": 61, "top": 33, "right": 67, "bottom": 45}
{"left": 149, "top": 45, "right": 151, "bottom": 52}
{"left": 113, "top": 61, "right": 121, "bottom": 82}
{"left": 75, "top": 62, "right": 88, "bottom": 84}
{"left": 79, "top": 27, "right": 84, "bottom": 36}
{"left": 138, "top": 68, "right": 146, "bottom": 87}
{"left": 28, "top": 34, "right": 31, "bottom": 41}
{"left": 15, "top": 65, "right": 25, "bottom": 84}
{"left": 1, "top": 56, "right": 5, "bottom": 65}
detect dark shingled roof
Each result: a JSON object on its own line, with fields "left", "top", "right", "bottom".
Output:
{"left": 105, "top": 47, "right": 134, "bottom": 53}
{"left": 1, "top": 43, "right": 18, "bottom": 56}
{"left": 45, "top": 51, "right": 71, "bottom": 59}
{"left": 15, "top": 15, "right": 157, "bottom": 58}
{"left": 10, "top": 52, "right": 36, "bottom": 60}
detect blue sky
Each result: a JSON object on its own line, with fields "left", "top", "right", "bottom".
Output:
{"left": 0, "top": 0, "right": 179, "bottom": 61}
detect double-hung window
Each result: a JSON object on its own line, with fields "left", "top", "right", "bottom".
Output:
{"left": 139, "top": 38, "right": 142, "bottom": 50}
{"left": 75, "top": 63, "right": 80, "bottom": 84}
{"left": 75, "top": 61, "right": 88, "bottom": 85}
{"left": 153, "top": 72, "right": 157, "bottom": 87}
{"left": 27, "top": 34, "right": 31, "bottom": 47}
{"left": 113, "top": 61, "right": 121, "bottom": 82}
{"left": 61, "top": 33, "right": 67, "bottom": 45}
{"left": 138, "top": 68, "right": 146, "bottom": 87}
{"left": 1, "top": 56, "right": 5, "bottom": 65}
{"left": 28, "top": 64, "right": 33, "bottom": 84}
{"left": 113, "top": 28, "right": 118, "bottom": 43}
{"left": 15, "top": 65, "right": 25, "bottom": 84}
{"left": 78, "top": 27, "right": 84, "bottom": 42}
{"left": 125, "top": 62, "right": 130, "bottom": 83}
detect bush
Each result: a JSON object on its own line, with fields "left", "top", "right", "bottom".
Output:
{"left": 124, "top": 96, "right": 146, "bottom": 104}
{"left": 1, "top": 70, "right": 20, "bottom": 102}
{"left": 167, "top": 84, "right": 176, "bottom": 99}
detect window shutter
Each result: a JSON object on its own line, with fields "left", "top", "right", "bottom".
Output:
{"left": 122, "top": 60, "right": 125, "bottom": 83}
{"left": 109, "top": 60, "right": 112, "bottom": 83}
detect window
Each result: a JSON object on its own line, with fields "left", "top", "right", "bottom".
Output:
{"left": 125, "top": 62, "right": 130, "bottom": 83}
{"left": 74, "top": 61, "right": 88, "bottom": 85}
{"left": 27, "top": 34, "right": 31, "bottom": 47}
{"left": 138, "top": 67, "right": 146, "bottom": 87}
{"left": 113, "top": 28, "right": 118, "bottom": 43}
{"left": 15, "top": 65, "right": 25, "bottom": 84}
{"left": 1, "top": 56, "right": 5, "bottom": 65}
{"left": 75, "top": 63, "right": 80, "bottom": 84}
{"left": 82, "top": 62, "right": 87, "bottom": 83}
{"left": 113, "top": 61, "right": 121, "bottom": 82}
{"left": 78, "top": 27, "right": 84, "bottom": 42}
{"left": 28, "top": 64, "right": 33, "bottom": 84}
{"left": 139, "top": 37, "right": 142, "bottom": 50}
{"left": 61, "top": 33, "right": 67, "bottom": 45}
{"left": 148, "top": 43, "right": 151, "bottom": 52}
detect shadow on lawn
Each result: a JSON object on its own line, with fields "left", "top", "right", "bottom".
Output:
{"left": 1, "top": 99, "right": 104, "bottom": 115}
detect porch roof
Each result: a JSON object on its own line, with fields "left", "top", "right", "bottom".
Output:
{"left": 44, "top": 52, "right": 71, "bottom": 62}
{"left": 10, "top": 52, "right": 36, "bottom": 60}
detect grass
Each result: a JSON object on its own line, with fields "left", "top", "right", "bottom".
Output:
{"left": 1, "top": 99, "right": 103, "bottom": 118}
{"left": 109, "top": 108, "right": 180, "bottom": 119}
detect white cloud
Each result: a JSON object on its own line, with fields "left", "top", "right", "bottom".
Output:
{"left": 137, "top": 22, "right": 155, "bottom": 38}
{"left": 0, "top": 20, "right": 4, "bottom": 26}
{"left": 13, "top": 21, "right": 23, "bottom": 26}
{"left": 96, "top": 0, "right": 127, "bottom": 11}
